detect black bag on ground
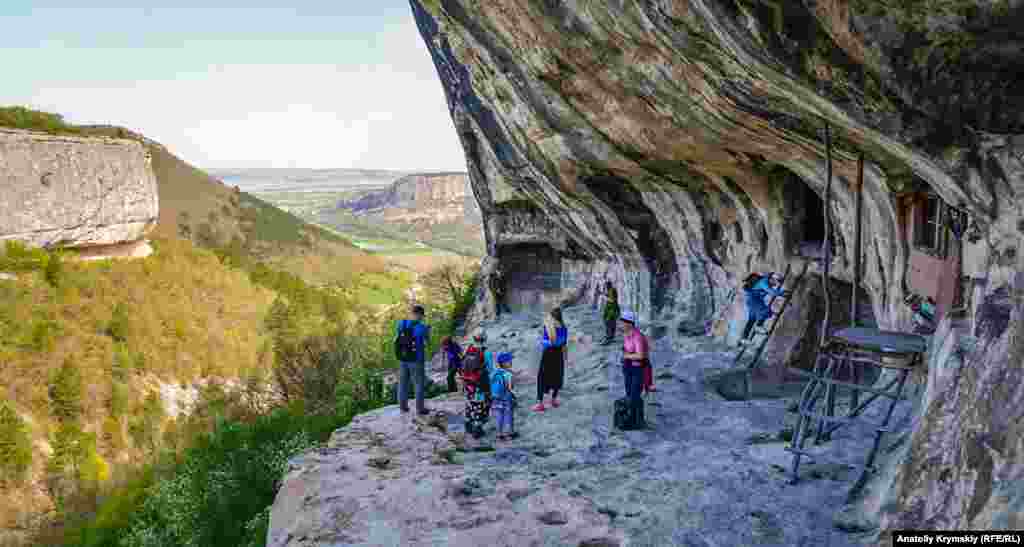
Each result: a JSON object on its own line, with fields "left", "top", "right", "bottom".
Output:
{"left": 394, "top": 321, "right": 418, "bottom": 362}
{"left": 614, "top": 398, "right": 633, "bottom": 430}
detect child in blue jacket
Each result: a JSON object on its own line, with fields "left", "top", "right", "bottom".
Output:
{"left": 491, "top": 352, "right": 517, "bottom": 441}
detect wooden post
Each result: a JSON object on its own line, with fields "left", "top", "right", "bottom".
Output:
{"left": 819, "top": 122, "right": 833, "bottom": 351}
{"left": 820, "top": 122, "right": 836, "bottom": 435}
{"left": 852, "top": 153, "right": 864, "bottom": 327}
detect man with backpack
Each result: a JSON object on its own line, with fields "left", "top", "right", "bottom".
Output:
{"left": 741, "top": 272, "right": 787, "bottom": 340}
{"left": 395, "top": 304, "right": 432, "bottom": 415}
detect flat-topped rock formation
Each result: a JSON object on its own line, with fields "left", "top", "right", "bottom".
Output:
{"left": 0, "top": 128, "right": 158, "bottom": 255}
{"left": 339, "top": 172, "right": 480, "bottom": 224}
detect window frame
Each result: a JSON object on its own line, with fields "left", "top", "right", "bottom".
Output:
{"left": 914, "top": 193, "right": 948, "bottom": 258}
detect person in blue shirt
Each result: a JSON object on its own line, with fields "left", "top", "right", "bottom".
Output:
{"left": 396, "top": 304, "right": 432, "bottom": 415}
{"left": 491, "top": 352, "right": 518, "bottom": 441}
{"left": 533, "top": 307, "right": 568, "bottom": 411}
{"left": 741, "top": 273, "right": 787, "bottom": 340}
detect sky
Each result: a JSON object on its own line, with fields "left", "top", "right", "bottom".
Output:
{"left": 0, "top": 2, "right": 467, "bottom": 171}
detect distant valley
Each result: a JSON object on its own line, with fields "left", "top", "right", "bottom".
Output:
{"left": 210, "top": 168, "right": 486, "bottom": 266}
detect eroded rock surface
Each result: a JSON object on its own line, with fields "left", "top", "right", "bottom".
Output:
{"left": 0, "top": 128, "right": 159, "bottom": 250}
{"left": 403, "top": 0, "right": 1023, "bottom": 540}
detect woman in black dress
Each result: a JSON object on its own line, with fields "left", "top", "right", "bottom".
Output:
{"left": 533, "top": 307, "right": 567, "bottom": 412}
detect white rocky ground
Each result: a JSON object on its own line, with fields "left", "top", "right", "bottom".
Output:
{"left": 268, "top": 304, "right": 920, "bottom": 547}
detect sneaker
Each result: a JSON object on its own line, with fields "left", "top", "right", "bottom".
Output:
{"left": 532, "top": 403, "right": 546, "bottom": 412}
{"left": 400, "top": 407, "right": 410, "bottom": 413}
{"left": 417, "top": 408, "right": 431, "bottom": 416}
{"left": 550, "top": 398, "right": 560, "bottom": 408}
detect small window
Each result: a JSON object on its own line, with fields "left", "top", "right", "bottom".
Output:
{"left": 914, "top": 194, "right": 947, "bottom": 257}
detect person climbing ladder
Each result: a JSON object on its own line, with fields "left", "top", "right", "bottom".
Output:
{"left": 740, "top": 272, "right": 788, "bottom": 340}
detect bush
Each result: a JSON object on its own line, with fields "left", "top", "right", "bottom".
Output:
{"left": 118, "top": 408, "right": 326, "bottom": 547}
{"left": 50, "top": 358, "right": 84, "bottom": 422}
{"left": 0, "top": 240, "right": 49, "bottom": 272}
{"left": 0, "top": 401, "right": 33, "bottom": 486}
{"left": 0, "top": 106, "right": 80, "bottom": 134}
{"left": 106, "top": 302, "right": 131, "bottom": 343}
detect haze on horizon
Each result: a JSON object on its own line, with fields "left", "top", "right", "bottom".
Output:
{"left": 0, "top": 2, "right": 467, "bottom": 172}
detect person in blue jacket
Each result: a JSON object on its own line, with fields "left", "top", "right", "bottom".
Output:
{"left": 395, "top": 305, "right": 431, "bottom": 415}
{"left": 741, "top": 273, "right": 787, "bottom": 340}
{"left": 533, "top": 307, "right": 567, "bottom": 411}
{"left": 490, "top": 352, "right": 518, "bottom": 441}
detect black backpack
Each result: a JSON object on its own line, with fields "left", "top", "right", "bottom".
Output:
{"left": 743, "top": 273, "right": 763, "bottom": 291}
{"left": 462, "top": 348, "right": 491, "bottom": 397}
{"left": 394, "top": 321, "right": 419, "bottom": 362}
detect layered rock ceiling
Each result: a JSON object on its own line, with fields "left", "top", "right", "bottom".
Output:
{"left": 404, "top": 0, "right": 1023, "bottom": 540}
{"left": 0, "top": 128, "right": 159, "bottom": 255}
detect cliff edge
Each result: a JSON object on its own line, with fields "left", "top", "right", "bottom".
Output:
{"left": 0, "top": 128, "right": 158, "bottom": 254}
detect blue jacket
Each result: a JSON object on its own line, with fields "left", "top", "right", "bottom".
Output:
{"left": 540, "top": 326, "right": 568, "bottom": 349}
{"left": 490, "top": 367, "right": 513, "bottom": 401}
{"left": 395, "top": 319, "right": 431, "bottom": 363}
{"left": 444, "top": 342, "right": 463, "bottom": 370}
{"left": 744, "top": 277, "right": 784, "bottom": 322}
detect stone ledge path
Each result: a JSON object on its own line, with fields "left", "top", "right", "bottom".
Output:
{"left": 268, "top": 305, "right": 915, "bottom": 547}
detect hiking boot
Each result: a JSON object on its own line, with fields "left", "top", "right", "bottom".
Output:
{"left": 417, "top": 408, "right": 431, "bottom": 416}
{"left": 400, "top": 406, "right": 410, "bottom": 413}
{"left": 532, "top": 402, "right": 546, "bottom": 412}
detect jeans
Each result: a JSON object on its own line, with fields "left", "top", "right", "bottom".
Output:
{"left": 398, "top": 360, "right": 426, "bottom": 412}
{"left": 622, "top": 364, "right": 645, "bottom": 426}
{"left": 493, "top": 398, "right": 515, "bottom": 434}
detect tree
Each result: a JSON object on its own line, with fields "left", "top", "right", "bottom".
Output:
{"left": 0, "top": 401, "right": 33, "bottom": 486}
{"left": 106, "top": 302, "right": 131, "bottom": 342}
{"left": 44, "top": 249, "right": 63, "bottom": 287}
{"left": 421, "top": 261, "right": 467, "bottom": 305}
{"left": 49, "top": 357, "right": 84, "bottom": 422}
{"left": 46, "top": 422, "right": 107, "bottom": 510}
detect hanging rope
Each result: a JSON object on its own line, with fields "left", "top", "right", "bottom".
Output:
{"left": 818, "top": 121, "right": 834, "bottom": 351}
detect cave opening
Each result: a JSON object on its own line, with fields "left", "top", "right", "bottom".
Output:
{"left": 495, "top": 242, "right": 562, "bottom": 311}
{"left": 771, "top": 165, "right": 834, "bottom": 260}
{"left": 583, "top": 174, "right": 680, "bottom": 312}
{"left": 795, "top": 178, "right": 829, "bottom": 258}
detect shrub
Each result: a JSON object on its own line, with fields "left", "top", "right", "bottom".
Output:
{"left": 0, "top": 106, "right": 80, "bottom": 134}
{"left": 46, "top": 423, "right": 107, "bottom": 510}
{"left": 45, "top": 249, "right": 64, "bottom": 287}
{"left": 119, "top": 409, "right": 323, "bottom": 547}
{"left": 106, "top": 302, "right": 131, "bottom": 343}
{"left": 0, "top": 401, "right": 33, "bottom": 486}
{"left": 0, "top": 240, "right": 49, "bottom": 272}
{"left": 49, "top": 358, "right": 84, "bottom": 422}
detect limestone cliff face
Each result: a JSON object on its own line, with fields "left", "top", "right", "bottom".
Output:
{"left": 404, "top": 0, "right": 1023, "bottom": 541}
{"left": 0, "top": 128, "right": 159, "bottom": 252}
{"left": 339, "top": 172, "right": 480, "bottom": 223}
